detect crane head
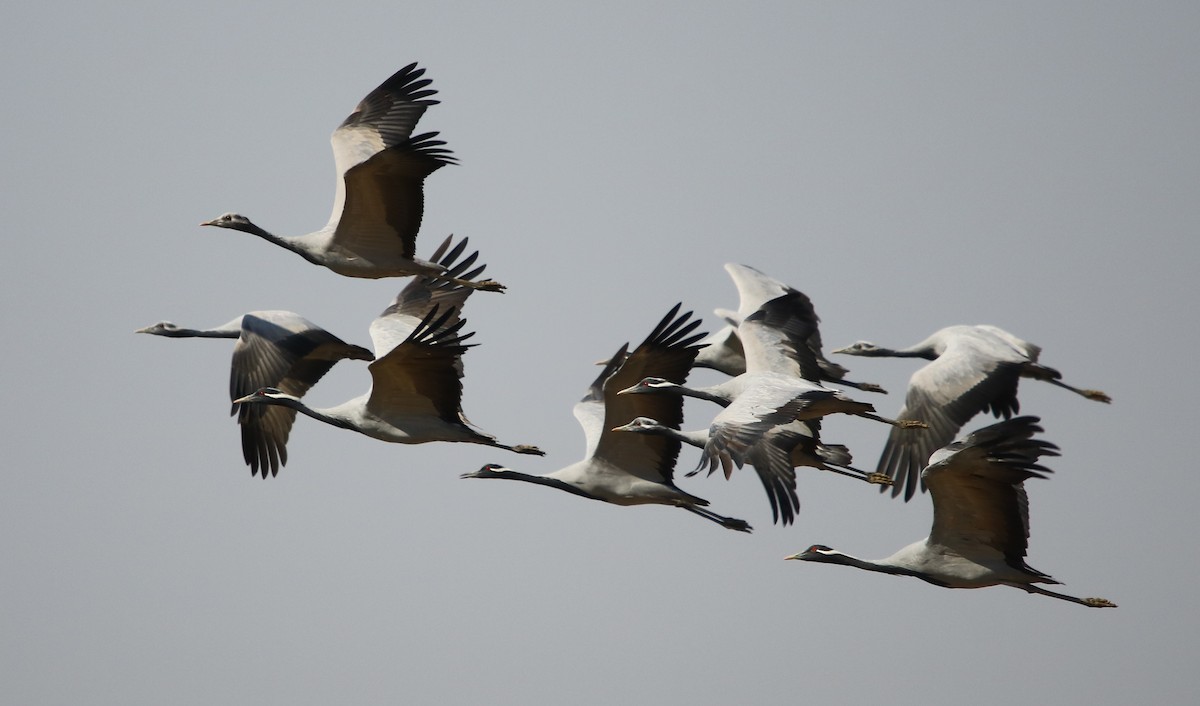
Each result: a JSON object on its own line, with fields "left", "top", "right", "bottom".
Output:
{"left": 460, "top": 463, "right": 511, "bottom": 479}
{"left": 200, "top": 212, "right": 257, "bottom": 232}
{"left": 785, "top": 545, "right": 837, "bottom": 562}
{"left": 611, "top": 417, "right": 663, "bottom": 434}
{"left": 233, "top": 387, "right": 288, "bottom": 405}
{"left": 616, "top": 377, "right": 677, "bottom": 395}
{"left": 135, "top": 321, "right": 179, "bottom": 335}
{"left": 830, "top": 341, "right": 880, "bottom": 356}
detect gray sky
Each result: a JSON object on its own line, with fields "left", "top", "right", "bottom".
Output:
{"left": 3, "top": 2, "right": 1198, "bottom": 704}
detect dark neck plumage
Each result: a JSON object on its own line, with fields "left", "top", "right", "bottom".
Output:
{"left": 470, "top": 469, "right": 599, "bottom": 501}
{"left": 171, "top": 328, "right": 239, "bottom": 338}
{"left": 864, "top": 346, "right": 936, "bottom": 361}
{"left": 819, "top": 551, "right": 928, "bottom": 580}
{"left": 249, "top": 395, "right": 358, "bottom": 432}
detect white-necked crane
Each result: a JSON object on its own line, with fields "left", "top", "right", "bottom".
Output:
{"left": 786, "top": 416, "right": 1116, "bottom": 608}
{"left": 201, "top": 62, "right": 503, "bottom": 291}
{"left": 231, "top": 239, "right": 540, "bottom": 462}
{"left": 833, "top": 324, "right": 1111, "bottom": 500}
{"left": 462, "top": 305, "right": 752, "bottom": 532}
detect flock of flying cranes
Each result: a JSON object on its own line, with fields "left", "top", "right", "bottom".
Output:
{"left": 138, "top": 62, "right": 1117, "bottom": 609}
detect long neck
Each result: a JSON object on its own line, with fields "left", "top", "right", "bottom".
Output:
{"left": 164, "top": 327, "right": 240, "bottom": 338}
{"left": 821, "top": 550, "right": 926, "bottom": 579}
{"left": 238, "top": 221, "right": 322, "bottom": 263}
{"left": 893, "top": 345, "right": 938, "bottom": 360}
{"left": 473, "top": 469, "right": 599, "bottom": 501}
{"left": 252, "top": 394, "right": 359, "bottom": 432}
{"left": 677, "top": 384, "right": 733, "bottom": 407}
{"left": 649, "top": 425, "right": 708, "bottom": 449}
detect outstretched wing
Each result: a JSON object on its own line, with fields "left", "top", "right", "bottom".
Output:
{"left": 589, "top": 305, "right": 706, "bottom": 483}
{"left": 231, "top": 312, "right": 372, "bottom": 477}
{"left": 331, "top": 133, "right": 456, "bottom": 260}
{"left": 325, "top": 64, "right": 456, "bottom": 258}
{"left": 365, "top": 306, "right": 475, "bottom": 424}
{"left": 925, "top": 416, "right": 1059, "bottom": 571}
{"left": 378, "top": 235, "right": 485, "bottom": 321}
{"left": 878, "top": 336, "right": 1024, "bottom": 501}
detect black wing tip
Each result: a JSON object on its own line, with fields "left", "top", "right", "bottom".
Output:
{"left": 381, "top": 62, "right": 442, "bottom": 104}
{"left": 403, "top": 131, "right": 459, "bottom": 166}
{"left": 641, "top": 303, "right": 707, "bottom": 352}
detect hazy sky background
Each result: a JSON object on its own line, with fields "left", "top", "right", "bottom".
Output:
{"left": 3, "top": 2, "right": 1198, "bottom": 704}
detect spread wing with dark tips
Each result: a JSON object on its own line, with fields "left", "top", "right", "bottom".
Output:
{"left": 743, "top": 432, "right": 802, "bottom": 525}
{"left": 879, "top": 355, "right": 1023, "bottom": 501}
{"left": 326, "top": 62, "right": 456, "bottom": 260}
{"left": 739, "top": 292, "right": 823, "bottom": 377}
{"left": 231, "top": 313, "right": 373, "bottom": 477}
{"left": 925, "top": 416, "right": 1059, "bottom": 573}
{"left": 333, "top": 62, "right": 442, "bottom": 169}
{"left": 366, "top": 306, "right": 476, "bottom": 424}
{"left": 379, "top": 234, "right": 485, "bottom": 322}
{"left": 590, "top": 304, "right": 707, "bottom": 483}
{"left": 333, "top": 133, "right": 457, "bottom": 260}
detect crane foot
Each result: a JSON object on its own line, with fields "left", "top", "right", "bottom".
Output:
{"left": 1084, "top": 597, "right": 1117, "bottom": 608}
{"left": 866, "top": 473, "right": 893, "bottom": 486}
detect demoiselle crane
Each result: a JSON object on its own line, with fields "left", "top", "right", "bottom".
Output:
{"left": 622, "top": 292, "right": 924, "bottom": 478}
{"left": 833, "top": 325, "right": 1111, "bottom": 500}
{"left": 231, "top": 240, "right": 540, "bottom": 461}
{"left": 786, "top": 416, "right": 1116, "bottom": 608}
{"left": 137, "top": 312, "right": 371, "bottom": 478}
{"left": 694, "top": 264, "right": 885, "bottom": 393}
{"left": 462, "top": 305, "right": 752, "bottom": 532}
{"left": 611, "top": 416, "right": 887, "bottom": 525}
{"left": 201, "top": 62, "right": 503, "bottom": 291}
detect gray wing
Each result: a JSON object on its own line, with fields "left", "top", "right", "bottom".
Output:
{"left": 574, "top": 344, "right": 628, "bottom": 460}
{"left": 231, "top": 312, "right": 373, "bottom": 477}
{"left": 692, "top": 264, "right": 788, "bottom": 375}
{"left": 743, "top": 431, "right": 802, "bottom": 526}
{"left": 699, "top": 377, "right": 830, "bottom": 478}
{"left": 878, "top": 344, "right": 1024, "bottom": 501}
{"left": 725, "top": 263, "right": 791, "bottom": 319}
{"left": 738, "top": 292, "right": 822, "bottom": 377}
{"left": 925, "top": 417, "right": 1058, "bottom": 572}
{"left": 692, "top": 322, "right": 744, "bottom": 376}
